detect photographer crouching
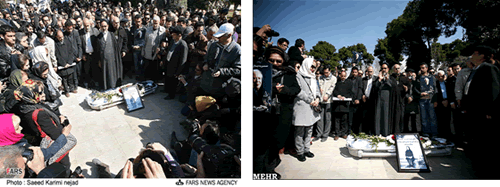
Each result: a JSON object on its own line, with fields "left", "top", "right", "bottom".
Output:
{"left": 171, "top": 119, "right": 240, "bottom": 178}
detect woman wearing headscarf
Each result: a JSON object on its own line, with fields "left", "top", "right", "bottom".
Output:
{"left": 253, "top": 46, "right": 300, "bottom": 178}
{"left": 31, "top": 61, "right": 62, "bottom": 112}
{"left": 29, "top": 46, "right": 62, "bottom": 92}
{"left": 1, "top": 70, "right": 29, "bottom": 114}
{"left": 0, "top": 113, "right": 70, "bottom": 166}
{"left": 293, "top": 57, "right": 321, "bottom": 162}
{"left": 14, "top": 80, "right": 77, "bottom": 168}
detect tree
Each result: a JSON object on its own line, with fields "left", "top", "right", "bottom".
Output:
{"left": 430, "top": 41, "right": 447, "bottom": 69}
{"left": 374, "top": 37, "right": 403, "bottom": 66}
{"left": 336, "top": 44, "right": 375, "bottom": 67}
{"left": 308, "top": 41, "right": 340, "bottom": 67}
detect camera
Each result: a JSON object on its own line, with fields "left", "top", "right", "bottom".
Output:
{"left": 188, "top": 133, "right": 239, "bottom": 178}
{"left": 69, "top": 166, "right": 82, "bottom": 178}
{"left": 62, "top": 116, "right": 70, "bottom": 127}
{"left": 179, "top": 119, "right": 201, "bottom": 134}
{"left": 20, "top": 144, "right": 34, "bottom": 162}
{"left": 264, "top": 29, "right": 279, "bottom": 38}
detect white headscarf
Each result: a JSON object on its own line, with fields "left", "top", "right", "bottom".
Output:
{"left": 298, "top": 58, "right": 318, "bottom": 97}
{"left": 30, "top": 46, "right": 62, "bottom": 90}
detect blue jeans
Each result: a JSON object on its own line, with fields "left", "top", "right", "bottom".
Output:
{"left": 419, "top": 99, "right": 438, "bottom": 136}
{"left": 133, "top": 50, "right": 144, "bottom": 77}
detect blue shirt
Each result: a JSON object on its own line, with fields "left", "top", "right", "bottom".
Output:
{"left": 440, "top": 81, "right": 447, "bottom": 99}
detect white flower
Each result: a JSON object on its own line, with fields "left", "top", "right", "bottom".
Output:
{"left": 424, "top": 141, "right": 432, "bottom": 147}
{"left": 388, "top": 138, "right": 395, "bottom": 144}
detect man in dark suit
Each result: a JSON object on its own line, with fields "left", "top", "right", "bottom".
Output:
{"left": 332, "top": 71, "right": 354, "bottom": 140}
{"left": 0, "top": 25, "right": 22, "bottom": 78}
{"left": 79, "top": 18, "right": 100, "bottom": 89}
{"left": 64, "top": 20, "right": 82, "bottom": 92}
{"left": 348, "top": 66, "right": 363, "bottom": 134}
{"left": 461, "top": 45, "right": 500, "bottom": 179}
{"left": 433, "top": 70, "right": 454, "bottom": 139}
{"left": 54, "top": 30, "right": 76, "bottom": 97}
{"left": 360, "top": 66, "right": 378, "bottom": 134}
{"left": 163, "top": 26, "right": 188, "bottom": 100}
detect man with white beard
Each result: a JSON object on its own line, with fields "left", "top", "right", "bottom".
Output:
{"left": 142, "top": 15, "right": 166, "bottom": 82}
{"left": 79, "top": 18, "right": 100, "bottom": 89}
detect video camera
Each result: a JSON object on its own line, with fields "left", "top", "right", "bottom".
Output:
{"left": 265, "top": 29, "right": 279, "bottom": 38}
{"left": 188, "top": 131, "right": 239, "bottom": 178}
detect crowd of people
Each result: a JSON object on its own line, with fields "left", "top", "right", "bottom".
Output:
{"left": 253, "top": 24, "right": 500, "bottom": 179}
{"left": 0, "top": 0, "right": 241, "bottom": 179}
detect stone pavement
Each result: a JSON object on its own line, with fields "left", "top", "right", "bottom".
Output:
{"left": 275, "top": 137, "right": 476, "bottom": 179}
{"left": 58, "top": 80, "right": 187, "bottom": 178}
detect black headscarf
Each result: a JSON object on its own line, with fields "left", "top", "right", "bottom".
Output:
{"left": 31, "top": 61, "right": 50, "bottom": 80}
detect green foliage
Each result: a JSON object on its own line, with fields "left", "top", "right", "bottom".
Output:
{"left": 380, "top": 0, "right": 500, "bottom": 71}
{"left": 337, "top": 44, "right": 375, "bottom": 67}
{"left": 308, "top": 41, "right": 339, "bottom": 68}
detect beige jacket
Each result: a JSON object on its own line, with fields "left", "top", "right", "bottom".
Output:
{"left": 319, "top": 74, "right": 337, "bottom": 103}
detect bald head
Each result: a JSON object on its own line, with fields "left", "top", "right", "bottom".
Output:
{"left": 55, "top": 30, "right": 64, "bottom": 42}
{"left": 366, "top": 66, "right": 374, "bottom": 77}
{"left": 83, "top": 18, "right": 93, "bottom": 32}
{"left": 112, "top": 16, "right": 120, "bottom": 29}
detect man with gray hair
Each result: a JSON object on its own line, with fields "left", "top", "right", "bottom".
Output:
{"left": 142, "top": 15, "right": 167, "bottom": 82}
{"left": 79, "top": 18, "right": 100, "bottom": 88}
{"left": 434, "top": 69, "right": 453, "bottom": 139}
{"left": 206, "top": 25, "right": 218, "bottom": 50}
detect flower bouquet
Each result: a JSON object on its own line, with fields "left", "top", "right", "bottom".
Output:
{"left": 85, "top": 81, "right": 158, "bottom": 110}
{"left": 346, "top": 133, "right": 454, "bottom": 158}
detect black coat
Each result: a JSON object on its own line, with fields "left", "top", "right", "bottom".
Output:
{"left": 164, "top": 39, "right": 188, "bottom": 77}
{"left": 349, "top": 76, "right": 363, "bottom": 101}
{"left": 54, "top": 38, "right": 76, "bottom": 76}
{"left": 462, "top": 63, "right": 500, "bottom": 117}
{"left": 271, "top": 66, "right": 300, "bottom": 149}
{"left": 332, "top": 79, "right": 354, "bottom": 112}
{"left": 0, "top": 41, "right": 23, "bottom": 78}
{"left": 64, "top": 30, "right": 82, "bottom": 60}
{"left": 96, "top": 32, "right": 124, "bottom": 89}
{"left": 287, "top": 46, "right": 304, "bottom": 63}
{"left": 434, "top": 78, "right": 456, "bottom": 105}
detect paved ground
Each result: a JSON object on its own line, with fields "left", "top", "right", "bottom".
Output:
{"left": 58, "top": 79, "right": 188, "bottom": 178}
{"left": 275, "top": 137, "right": 476, "bottom": 179}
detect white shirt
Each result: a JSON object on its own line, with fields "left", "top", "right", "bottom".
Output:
{"left": 365, "top": 77, "right": 373, "bottom": 98}
{"left": 85, "top": 32, "right": 94, "bottom": 53}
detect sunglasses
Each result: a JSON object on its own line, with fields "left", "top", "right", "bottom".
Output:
{"left": 311, "top": 65, "right": 316, "bottom": 69}
{"left": 268, "top": 59, "right": 283, "bottom": 64}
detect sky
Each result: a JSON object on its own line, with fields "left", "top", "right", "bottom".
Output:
{"left": 253, "top": 0, "right": 464, "bottom": 61}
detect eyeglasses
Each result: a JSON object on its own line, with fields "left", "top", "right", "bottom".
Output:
{"left": 267, "top": 59, "right": 283, "bottom": 64}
